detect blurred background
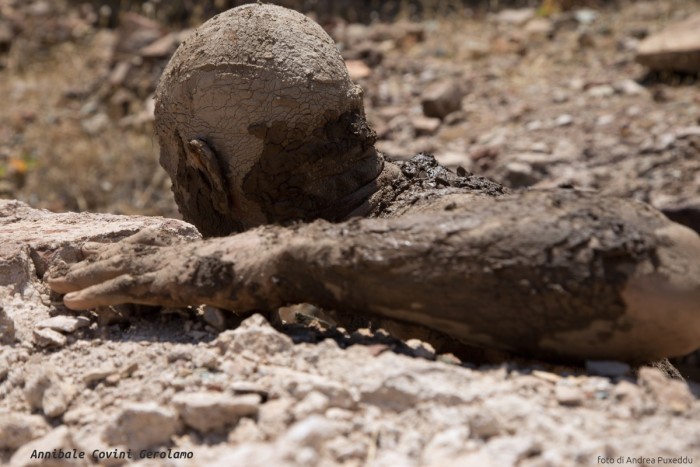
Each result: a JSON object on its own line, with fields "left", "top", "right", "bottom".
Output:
{"left": 0, "top": 0, "right": 698, "bottom": 231}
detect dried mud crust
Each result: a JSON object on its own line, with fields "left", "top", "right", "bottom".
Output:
{"left": 243, "top": 110, "right": 383, "bottom": 226}
{"left": 272, "top": 188, "right": 694, "bottom": 361}
{"left": 366, "top": 153, "right": 509, "bottom": 219}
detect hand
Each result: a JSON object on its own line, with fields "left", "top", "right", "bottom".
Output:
{"left": 47, "top": 228, "right": 235, "bottom": 310}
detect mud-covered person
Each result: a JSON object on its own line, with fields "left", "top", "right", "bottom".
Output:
{"left": 48, "top": 4, "right": 700, "bottom": 363}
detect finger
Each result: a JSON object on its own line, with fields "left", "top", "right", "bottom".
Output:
{"left": 47, "top": 256, "right": 132, "bottom": 294}
{"left": 63, "top": 273, "right": 161, "bottom": 310}
{"left": 81, "top": 241, "right": 114, "bottom": 257}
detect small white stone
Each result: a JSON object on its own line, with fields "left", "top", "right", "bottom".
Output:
{"left": 36, "top": 315, "right": 90, "bottom": 333}
{"left": 555, "top": 384, "right": 584, "bottom": 406}
{"left": 104, "top": 402, "right": 179, "bottom": 450}
{"left": 33, "top": 328, "right": 67, "bottom": 348}
{"left": 172, "top": 392, "right": 261, "bottom": 433}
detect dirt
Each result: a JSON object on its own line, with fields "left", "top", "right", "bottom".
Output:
{"left": 1, "top": 0, "right": 700, "bottom": 465}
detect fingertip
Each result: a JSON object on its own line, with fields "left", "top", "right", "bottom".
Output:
{"left": 47, "top": 276, "right": 74, "bottom": 294}
{"left": 63, "top": 291, "right": 89, "bottom": 310}
{"left": 81, "top": 241, "right": 107, "bottom": 256}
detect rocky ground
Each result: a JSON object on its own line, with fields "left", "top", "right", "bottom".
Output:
{"left": 1, "top": 0, "right": 700, "bottom": 465}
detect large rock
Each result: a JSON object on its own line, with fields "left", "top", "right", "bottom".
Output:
{"left": 0, "top": 200, "right": 200, "bottom": 344}
{"left": 636, "top": 13, "right": 700, "bottom": 73}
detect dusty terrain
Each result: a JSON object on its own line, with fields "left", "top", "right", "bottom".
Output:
{"left": 1, "top": 0, "right": 700, "bottom": 465}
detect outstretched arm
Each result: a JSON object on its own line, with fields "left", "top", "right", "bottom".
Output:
{"left": 49, "top": 190, "right": 700, "bottom": 361}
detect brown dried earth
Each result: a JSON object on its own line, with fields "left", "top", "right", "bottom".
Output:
{"left": 1, "top": 0, "right": 700, "bottom": 465}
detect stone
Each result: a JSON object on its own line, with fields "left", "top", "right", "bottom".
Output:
{"left": 421, "top": 79, "right": 466, "bottom": 119}
{"left": 504, "top": 161, "right": 539, "bottom": 188}
{"left": 293, "top": 391, "right": 331, "bottom": 419}
{"left": 104, "top": 402, "right": 179, "bottom": 450}
{"left": 281, "top": 415, "right": 342, "bottom": 448}
{"left": 585, "top": 360, "right": 631, "bottom": 378}
{"left": 231, "top": 381, "right": 270, "bottom": 400}
{"left": 9, "top": 426, "right": 83, "bottom": 467}
{"left": 614, "top": 79, "right": 646, "bottom": 96}
{"left": 554, "top": 114, "right": 574, "bottom": 127}
{"left": 574, "top": 9, "right": 598, "bottom": 25}
{"left": 411, "top": 115, "right": 441, "bottom": 135}
{"left": 524, "top": 18, "right": 553, "bottom": 39}
{"left": 586, "top": 85, "right": 615, "bottom": 98}
{"left": 82, "top": 366, "right": 118, "bottom": 385}
{"left": 345, "top": 59, "right": 371, "bottom": 80}
{"left": 192, "top": 348, "right": 220, "bottom": 370}
{"left": 80, "top": 112, "right": 109, "bottom": 136}
{"left": 33, "top": 328, "right": 67, "bottom": 348}
{"left": 636, "top": 13, "right": 700, "bottom": 73}
{"left": 555, "top": 384, "right": 584, "bottom": 406}
{"left": 24, "top": 368, "right": 75, "bottom": 417}
{"left": 172, "top": 392, "right": 261, "bottom": 433}
{"left": 0, "top": 412, "right": 51, "bottom": 450}
{"left": 36, "top": 316, "right": 90, "bottom": 333}
{"left": 214, "top": 314, "right": 293, "bottom": 357}
{"left": 139, "top": 32, "right": 178, "bottom": 57}
{"left": 494, "top": 8, "right": 536, "bottom": 26}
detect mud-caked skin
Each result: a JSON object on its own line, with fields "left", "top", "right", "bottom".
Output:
{"left": 48, "top": 4, "right": 700, "bottom": 362}
{"left": 155, "top": 4, "right": 378, "bottom": 236}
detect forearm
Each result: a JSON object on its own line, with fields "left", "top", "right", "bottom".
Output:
{"left": 268, "top": 189, "right": 700, "bottom": 361}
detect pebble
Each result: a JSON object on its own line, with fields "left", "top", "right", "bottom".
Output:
{"left": 421, "top": 79, "right": 466, "bottom": 119}
{"left": 494, "top": 8, "right": 535, "bottom": 26}
{"left": 82, "top": 365, "right": 117, "bottom": 385}
{"left": 554, "top": 114, "right": 574, "bottom": 127}
{"left": 172, "top": 392, "right": 261, "bottom": 433}
{"left": 24, "top": 368, "right": 75, "bottom": 417}
{"left": 0, "top": 412, "right": 50, "bottom": 449}
{"left": 33, "top": 328, "right": 67, "bottom": 348}
{"left": 524, "top": 18, "right": 553, "bottom": 39}
{"left": 281, "top": 415, "right": 343, "bottom": 448}
{"left": 574, "top": 9, "right": 598, "bottom": 25}
{"left": 614, "top": 79, "right": 646, "bottom": 96}
{"left": 231, "top": 381, "right": 270, "bottom": 400}
{"left": 104, "top": 402, "right": 179, "bottom": 450}
{"left": 192, "top": 348, "right": 220, "bottom": 370}
{"left": 410, "top": 115, "right": 441, "bottom": 135}
{"left": 345, "top": 59, "right": 371, "bottom": 80}
{"left": 586, "top": 85, "right": 615, "bottom": 98}
{"left": 214, "top": 314, "right": 293, "bottom": 357}
{"left": 293, "top": 391, "right": 331, "bottom": 419}
{"left": 504, "top": 161, "right": 539, "bottom": 188}
{"left": 555, "top": 384, "right": 584, "bottom": 407}
{"left": 36, "top": 315, "right": 90, "bottom": 333}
